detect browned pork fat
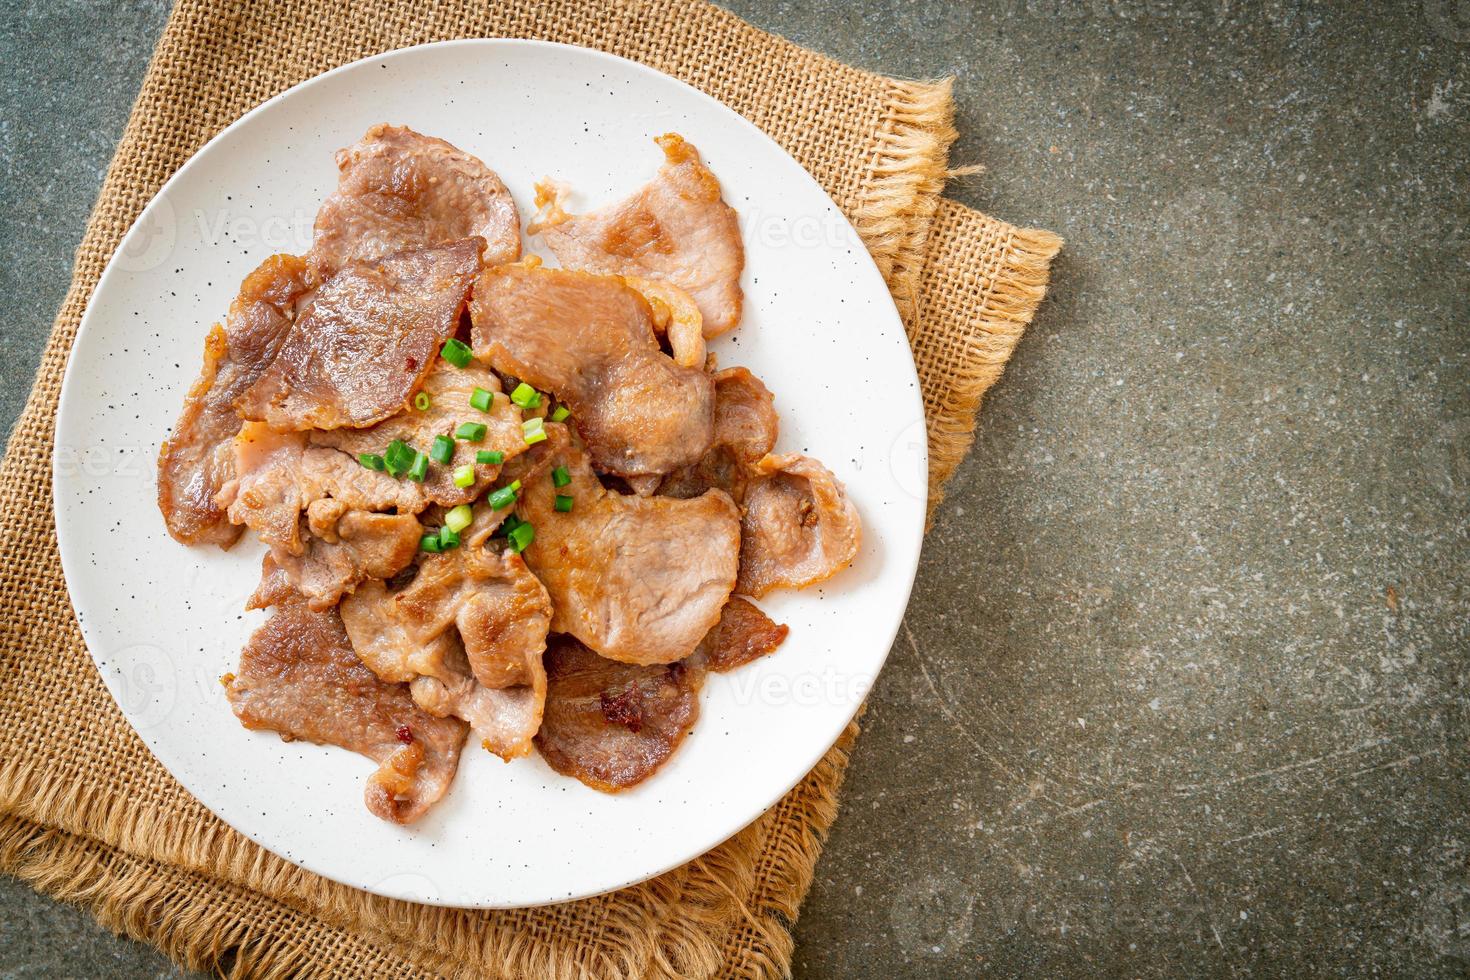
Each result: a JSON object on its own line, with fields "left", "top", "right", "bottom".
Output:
{"left": 313, "top": 124, "right": 520, "bottom": 275}
{"left": 737, "top": 454, "right": 862, "bottom": 598}
{"left": 696, "top": 597, "right": 789, "bottom": 673}
{"left": 223, "top": 596, "right": 468, "bottom": 824}
{"left": 237, "top": 238, "right": 482, "bottom": 431}
{"left": 534, "top": 636, "right": 704, "bottom": 793}
{"left": 515, "top": 428, "right": 740, "bottom": 665}
{"left": 341, "top": 513, "right": 552, "bottom": 760}
{"left": 469, "top": 263, "right": 713, "bottom": 477}
{"left": 658, "top": 366, "right": 778, "bottom": 503}
{"left": 157, "top": 254, "right": 313, "bottom": 547}
{"left": 312, "top": 360, "right": 526, "bottom": 508}
{"left": 533, "top": 134, "right": 743, "bottom": 337}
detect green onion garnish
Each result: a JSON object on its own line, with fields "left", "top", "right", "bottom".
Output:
{"left": 359, "top": 452, "right": 386, "bottom": 471}
{"left": 420, "top": 534, "right": 443, "bottom": 553}
{"left": 469, "top": 387, "right": 494, "bottom": 412}
{"left": 438, "top": 525, "right": 461, "bottom": 549}
{"left": 407, "top": 451, "right": 429, "bottom": 482}
{"left": 510, "top": 383, "right": 541, "bottom": 409}
{"left": 502, "top": 513, "right": 522, "bottom": 534}
{"left": 487, "top": 484, "right": 518, "bottom": 510}
{"left": 414, "top": 391, "right": 432, "bottom": 411}
{"left": 452, "top": 463, "right": 475, "bottom": 488}
{"left": 455, "top": 422, "right": 487, "bottom": 442}
{"left": 439, "top": 338, "right": 473, "bottom": 368}
{"left": 550, "top": 405, "right": 571, "bottom": 422}
{"left": 554, "top": 494, "right": 574, "bottom": 513}
{"left": 445, "top": 504, "right": 473, "bottom": 533}
{"left": 384, "top": 439, "right": 415, "bottom": 476}
{"left": 522, "top": 417, "right": 547, "bottom": 445}
{"left": 476, "top": 450, "right": 504, "bottom": 465}
{"left": 507, "top": 521, "right": 535, "bottom": 553}
{"left": 429, "top": 435, "right": 455, "bottom": 465}
{"left": 551, "top": 465, "right": 571, "bottom": 487}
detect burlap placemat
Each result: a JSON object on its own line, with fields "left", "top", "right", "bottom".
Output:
{"left": 0, "top": 2, "right": 1060, "bottom": 976}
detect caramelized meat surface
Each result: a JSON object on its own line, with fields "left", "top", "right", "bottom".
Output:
{"left": 534, "top": 636, "right": 704, "bottom": 793}
{"left": 224, "top": 596, "right": 468, "bottom": 824}
{"left": 697, "top": 597, "right": 789, "bottom": 673}
{"left": 515, "top": 429, "right": 740, "bottom": 665}
{"left": 237, "top": 238, "right": 482, "bottom": 430}
{"left": 157, "top": 254, "right": 313, "bottom": 547}
{"left": 469, "top": 263, "right": 713, "bottom": 477}
{"left": 313, "top": 124, "right": 520, "bottom": 275}
{"left": 737, "top": 454, "right": 862, "bottom": 598}
{"left": 535, "top": 134, "right": 743, "bottom": 337}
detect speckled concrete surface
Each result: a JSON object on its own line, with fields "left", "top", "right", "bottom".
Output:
{"left": 3, "top": 1, "right": 1468, "bottom": 977}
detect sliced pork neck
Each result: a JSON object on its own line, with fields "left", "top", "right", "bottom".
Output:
{"left": 469, "top": 262, "right": 714, "bottom": 477}
{"left": 223, "top": 595, "right": 468, "bottom": 824}
{"left": 237, "top": 238, "right": 483, "bottom": 431}
{"left": 514, "top": 427, "right": 740, "bottom": 665}
{"left": 534, "top": 134, "right": 743, "bottom": 337}
{"left": 312, "top": 124, "right": 521, "bottom": 275}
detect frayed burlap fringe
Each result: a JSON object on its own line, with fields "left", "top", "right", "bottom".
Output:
{"left": 0, "top": 1, "right": 1059, "bottom": 976}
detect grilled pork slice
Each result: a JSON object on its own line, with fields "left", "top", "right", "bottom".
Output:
{"left": 534, "top": 636, "right": 704, "bottom": 793}
{"left": 237, "top": 238, "right": 482, "bottom": 431}
{"left": 470, "top": 262, "right": 714, "bottom": 477}
{"left": 313, "top": 360, "right": 526, "bottom": 508}
{"left": 340, "top": 511, "right": 552, "bottom": 761}
{"left": 657, "top": 366, "right": 778, "bottom": 504}
{"left": 533, "top": 134, "right": 743, "bottom": 338}
{"left": 737, "top": 454, "right": 862, "bottom": 598}
{"left": 157, "top": 254, "right": 313, "bottom": 547}
{"left": 696, "top": 597, "right": 789, "bottom": 673}
{"left": 515, "top": 428, "right": 740, "bottom": 665}
{"left": 312, "top": 124, "right": 520, "bottom": 276}
{"left": 223, "top": 595, "right": 468, "bottom": 824}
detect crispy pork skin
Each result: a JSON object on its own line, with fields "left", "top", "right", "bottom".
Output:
{"left": 223, "top": 596, "right": 468, "bottom": 824}
{"left": 534, "top": 636, "right": 703, "bottom": 793}
{"left": 313, "top": 124, "right": 520, "bottom": 275}
{"left": 469, "top": 263, "right": 714, "bottom": 477}
{"left": 534, "top": 134, "right": 743, "bottom": 337}
{"left": 237, "top": 238, "right": 482, "bottom": 431}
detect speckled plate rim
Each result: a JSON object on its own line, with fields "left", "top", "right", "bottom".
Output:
{"left": 53, "top": 38, "right": 927, "bottom": 908}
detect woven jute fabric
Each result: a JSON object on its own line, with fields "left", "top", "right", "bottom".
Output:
{"left": 0, "top": 1, "right": 1061, "bottom": 976}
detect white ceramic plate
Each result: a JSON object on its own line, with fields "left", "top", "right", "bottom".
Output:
{"left": 54, "top": 39, "right": 926, "bottom": 908}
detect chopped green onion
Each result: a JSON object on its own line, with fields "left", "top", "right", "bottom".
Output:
{"left": 501, "top": 513, "right": 523, "bottom": 534}
{"left": 445, "top": 504, "right": 473, "bottom": 533}
{"left": 510, "top": 383, "right": 542, "bottom": 409}
{"left": 419, "top": 533, "right": 443, "bottom": 553}
{"left": 452, "top": 464, "right": 475, "bottom": 488}
{"left": 522, "top": 417, "right": 547, "bottom": 445}
{"left": 455, "top": 422, "right": 487, "bottom": 442}
{"left": 429, "top": 435, "right": 455, "bottom": 465}
{"left": 551, "top": 465, "right": 571, "bottom": 488}
{"left": 414, "top": 391, "right": 432, "bottom": 411}
{"left": 440, "top": 525, "right": 462, "bottom": 549}
{"left": 554, "top": 494, "right": 574, "bottom": 513}
{"left": 476, "top": 450, "right": 504, "bottom": 465}
{"left": 384, "top": 439, "right": 415, "bottom": 476}
{"left": 407, "top": 451, "right": 429, "bottom": 482}
{"left": 358, "top": 452, "right": 386, "bottom": 471}
{"left": 487, "top": 484, "right": 518, "bottom": 510}
{"left": 507, "top": 521, "right": 535, "bottom": 553}
{"left": 439, "top": 338, "right": 473, "bottom": 368}
{"left": 469, "top": 387, "right": 494, "bottom": 412}
{"left": 550, "top": 405, "right": 571, "bottom": 422}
